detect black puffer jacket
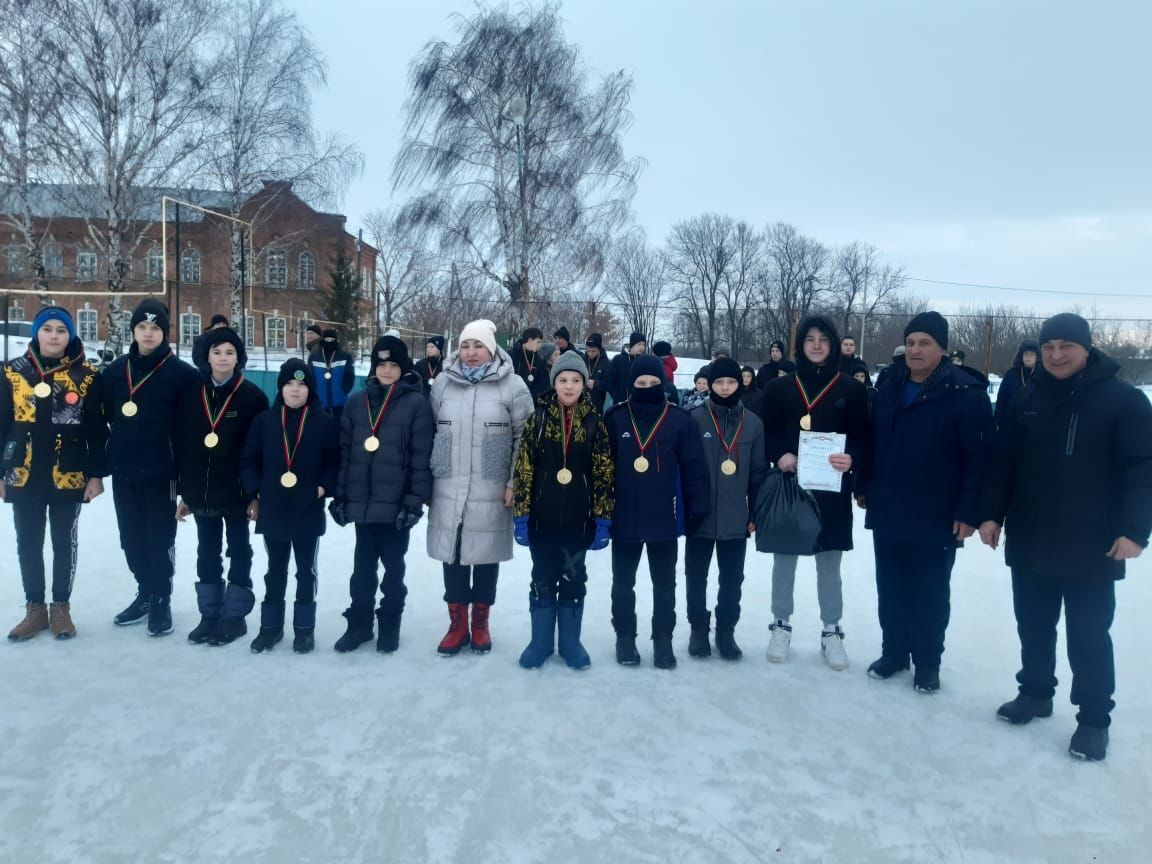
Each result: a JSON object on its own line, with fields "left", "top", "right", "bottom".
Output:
{"left": 240, "top": 394, "right": 340, "bottom": 539}
{"left": 102, "top": 343, "right": 199, "bottom": 480}
{"left": 336, "top": 375, "right": 435, "bottom": 524}
{"left": 174, "top": 370, "right": 269, "bottom": 513}
{"left": 982, "top": 350, "right": 1152, "bottom": 581}
{"left": 584, "top": 351, "right": 610, "bottom": 411}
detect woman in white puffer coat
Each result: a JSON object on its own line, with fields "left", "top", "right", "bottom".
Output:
{"left": 428, "top": 319, "right": 533, "bottom": 656}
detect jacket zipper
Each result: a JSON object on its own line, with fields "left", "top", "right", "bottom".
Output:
{"left": 1065, "top": 413, "right": 1079, "bottom": 456}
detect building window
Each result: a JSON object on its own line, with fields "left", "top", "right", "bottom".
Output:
{"left": 146, "top": 246, "right": 164, "bottom": 281}
{"left": 9, "top": 305, "right": 25, "bottom": 321}
{"left": 298, "top": 251, "right": 315, "bottom": 289}
{"left": 180, "top": 248, "right": 201, "bottom": 284}
{"left": 77, "top": 308, "right": 98, "bottom": 341}
{"left": 6, "top": 246, "right": 25, "bottom": 275}
{"left": 245, "top": 315, "right": 256, "bottom": 347}
{"left": 76, "top": 250, "right": 98, "bottom": 281}
{"left": 117, "top": 311, "right": 133, "bottom": 343}
{"left": 43, "top": 245, "right": 63, "bottom": 277}
{"left": 266, "top": 250, "right": 287, "bottom": 288}
{"left": 361, "top": 266, "right": 372, "bottom": 296}
{"left": 180, "top": 312, "right": 201, "bottom": 347}
{"left": 265, "top": 316, "right": 286, "bottom": 349}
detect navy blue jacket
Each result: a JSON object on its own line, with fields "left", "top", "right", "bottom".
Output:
{"left": 982, "top": 351, "right": 1152, "bottom": 581}
{"left": 857, "top": 359, "right": 994, "bottom": 546}
{"left": 606, "top": 398, "right": 710, "bottom": 543}
{"left": 102, "top": 343, "right": 199, "bottom": 481}
{"left": 240, "top": 396, "right": 340, "bottom": 539}
{"left": 993, "top": 343, "right": 1040, "bottom": 431}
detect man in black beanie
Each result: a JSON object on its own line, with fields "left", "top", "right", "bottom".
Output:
{"left": 583, "top": 333, "right": 609, "bottom": 411}
{"left": 856, "top": 309, "right": 994, "bottom": 694}
{"left": 553, "top": 326, "right": 574, "bottom": 355}
{"left": 309, "top": 328, "right": 355, "bottom": 420}
{"left": 604, "top": 331, "right": 648, "bottom": 408}
{"left": 414, "top": 334, "right": 445, "bottom": 395}
{"left": 304, "top": 324, "right": 323, "bottom": 356}
{"left": 979, "top": 312, "right": 1151, "bottom": 761}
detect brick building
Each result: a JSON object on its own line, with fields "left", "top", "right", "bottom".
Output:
{"left": 0, "top": 181, "right": 377, "bottom": 356}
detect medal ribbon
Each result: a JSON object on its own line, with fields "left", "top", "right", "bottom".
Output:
{"left": 126, "top": 353, "right": 171, "bottom": 400}
{"left": 281, "top": 405, "right": 310, "bottom": 470}
{"left": 627, "top": 402, "right": 670, "bottom": 457}
{"left": 367, "top": 384, "right": 398, "bottom": 438}
{"left": 559, "top": 404, "right": 575, "bottom": 467}
{"left": 522, "top": 348, "right": 535, "bottom": 377}
{"left": 201, "top": 376, "right": 244, "bottom": 435}
{"left": 27, "top": 350, "right": 68, "bottom": 385}
{"left": 707, "top": 403, "right": 745, "bottom": 457}
{"left": 794, "top": 373, "right": 841, "bottom": 417}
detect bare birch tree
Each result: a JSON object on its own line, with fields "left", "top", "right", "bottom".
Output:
{"left": 603, "top": 233, "right": 664, "bottom": 346}
{"left": 758, "top": 222, "right": 830, "bottom": 353}
{"left": 364, "top": 208, "right": 427, "bottom": 331}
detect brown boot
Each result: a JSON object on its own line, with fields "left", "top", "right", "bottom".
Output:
{"left": 49, "top": 602, "right": 76, "bottom": 640}
{"left": 8, "top": 603, "right": 49, "bottom": 641}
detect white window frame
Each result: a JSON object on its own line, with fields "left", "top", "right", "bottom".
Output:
{"left": 266, "top": 249, "right": 287, "bottom": 288}
{"left": 146, "top": 246, "right": 164, "bottom": 281}
{"left": 265, "top": 316, "right": 286, "bottom": 349}
{"left": 76, "top": 250, "right": 98, "bottom": 281}
{"left": 118, "top": 311, "right": 133, "bottom": 343}
{"left": 42, "top": 245, "right": 63, "bottom": 277}
{"left": 180, "top": 248, "right": 201, "bottom": 284}
{"left": 6, "top": 246, "right": 25, "bottom": 275}
{"left": 77, "top": 308, "right": 98, "bottom": 341}
{"left": 298, "top": 251, "right": 315, "bottom": 289}
{"left": 180, "top": 312, "right": 201, "bottom": 347}
{"left": 9, "top": 305, "right": 25, "bottom": 321}
{"left": 245, "top": 315, "right": 256, "bottom": 347}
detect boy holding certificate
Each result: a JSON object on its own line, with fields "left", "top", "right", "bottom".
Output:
{"left": 759, "top": 317, "right": 870, "bottom": 670}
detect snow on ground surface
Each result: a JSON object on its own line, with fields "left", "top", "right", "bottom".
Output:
{"left": 2, "top": 491, "right": 1150, "bottom": 864}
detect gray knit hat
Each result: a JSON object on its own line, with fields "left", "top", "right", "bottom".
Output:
{"left": 549, "top": 350, "right": 588, "bottom": 386}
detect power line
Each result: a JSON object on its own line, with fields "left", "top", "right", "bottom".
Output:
{"left": 905, "top": 276, "right": 1150, "bottom": 299}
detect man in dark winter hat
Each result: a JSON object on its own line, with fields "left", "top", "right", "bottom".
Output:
{"left": 980, "top": 312, "right": 1151, "bottom": 762}
{"left": 583, "top": 333, "right": 609, "bottom": 411}
{"left": 873, "top": 346, "right": 905, "bottom": 391}
{"left": 652, "top": 340, "right": 678, "bottom": 391}
{"left": 304, "top": 324, "right": 323, "bottom": 356}
{"left": 604, "top": 331, "right": 647, "bottom": 408}
{"left": 513, "top": 327, "right": 549, "bottom": 400}
{"left": 951, "top": 349, "right": 966, "bottom": 366}
{"left": 553, "top": 326, "right": 574, "bottom": 354}
{"left": 130, "top": 298, "right": 171, "bottom": 340}
{"left": 369, "top": 334, "right": 412, "bottom": 375}
{"left": 309, "top": 328, "right": 355, "bottom": 420}
{"left": 414, "top": 334, "right": 446, "bottom": 394}
{"left": 993, "top": 339, "right": 1039, "bottom": 430}
{"left": 856, "top": 310, "right": 993, "bottom": 694}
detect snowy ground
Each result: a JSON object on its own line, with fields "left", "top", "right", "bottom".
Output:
{"left": 1, "top": 491, "right": 1149, "bottom": 864}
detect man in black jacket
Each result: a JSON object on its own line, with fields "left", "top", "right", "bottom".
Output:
{"left": 512, "top": 327, "right": 548, "bottom": 401}
{"left": 604, "top": 331, "right": 646, "bottom": 408}
{"left": 583, "top": 333, "right": 610, "bottom": 411}
{"left": 979, "top": 313, "right": 1152, "bottom": 761}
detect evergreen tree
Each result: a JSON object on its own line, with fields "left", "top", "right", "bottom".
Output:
{"left": 323, "top": 243, "right": 362, "bottom": 354}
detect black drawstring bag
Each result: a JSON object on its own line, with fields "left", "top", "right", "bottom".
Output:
{"left": 753, "top": 469, "right": 822, "bottom": 555}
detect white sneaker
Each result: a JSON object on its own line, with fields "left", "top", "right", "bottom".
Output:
{"left": 821, "top": 626, "right": 849, "bottom": 671}
{"left": 766, "top": 620, "right": 792, "bottom": 663}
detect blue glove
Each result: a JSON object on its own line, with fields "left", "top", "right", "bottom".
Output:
{"left": 514, "top": 516, "right": 530, "bottom": 547}
{"left": 589, "top": 518, "right": 611, "bottom": 551}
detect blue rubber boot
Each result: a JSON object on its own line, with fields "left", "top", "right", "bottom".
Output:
{"left": 557, "top": 599, "right": 591, "bottom": 671}
{"left": 518, "top": 593, "right": 557, "bottom": 669}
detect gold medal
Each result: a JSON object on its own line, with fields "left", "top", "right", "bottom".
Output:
{"left": 324, "top": 371, "right": 332, "bottom": 380}
{"left": 364, "top": 436, "right": 380, "bottom": 452}
{"left": 557, "top": 467, "right": 573, "bottom": 485}
{"left": 121, "top": 401, "right": 138, "bottom": 417}
{"left": 280, "top": 471, "right": 298, "bottom": 488}
{"left": 800, "top": 413, "right": 812, "bottom": 431}
{"left": 33, "top": 382, "right": 52, "bottom": 399}
{"left": 204, "top": 432, "right": 219, "bottom": 449}
{"left": 721, "top": 458, "right": 737, "bottom": 476}
{"left": 633, "top": 456, "right": 650, "bottom": 473}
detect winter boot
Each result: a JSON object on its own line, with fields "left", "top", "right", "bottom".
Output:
{"left": 766, "top": 619, "right": 792, "bottom": 663}
{"left": 653, "top": 636, "right": 677, "bottom": 670}
{"left": 615, "top": 635, "right": 641, "bottom": 666}
{"left": 376, "top": 610, "right": 401, "bottom": 654}
{"left": 997, "top": 693, "right": 1054, "bottom": 725}
{"left": 556, "top": 599, "right": 590, "bottom": 671}
{"left": 209, "top": 583, "right": 255, "bottom": 645}
{"left": 8, "top": 603, "right": 49, "bottom": 641}
{"left": 113, "top": 592, "right": 150, "bottom": 626}
{"left": 518, "top": 593, "right": 557, "bottom": 669}
{"left": 820, "top": 626, "right": 850, "bottom": 671}
{"left": 437, "top": 603, "right": 470, "bottom": 656}
{"left": 688, "top": 612, "right": 711, "bottom": 659}
{"left": 334, "top": 608, "right": 374, "bottom": 653}
{"left": 147, "top": 595, "right": 173, "bottom": 637}
{"left": 188, "top": 582, "right": 225, "bottom": 644}
{"left": 49, "top": 602, "right": 76, "bottom": 640}
{"left": 715, "top": 629, "right": 743, "bottom": 661}
{"left": 250, "top": 601, "right": 286, "bottom": 653}
{"left": 913, "top": 666, "right": 941, "bottom": 694}
{"left": 1068, "top": 724, "right": 1109, "bottom": 761}
{"left": 293, "top": 602, "right": 316, "bottom": 653}
{"left": 470, "top": 603, "right": 492, "bottom": 654}
{"left": 867, "top": 655, "right": 910, "bottom": 680}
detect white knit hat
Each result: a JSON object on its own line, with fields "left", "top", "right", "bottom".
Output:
{"left": 459, "top": 319, "right": 498, "bottom": 355}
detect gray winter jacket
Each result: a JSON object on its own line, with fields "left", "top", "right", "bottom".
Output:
{"left": 687, "top": 399, "right": 769, "bottom": 540}
{"left": 427, "top": 348, "right": 534, "bottom": 565}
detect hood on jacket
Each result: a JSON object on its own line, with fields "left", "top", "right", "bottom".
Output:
{"left": 794, "top": 315, "right": 842, "bottom": 378}
{"left": 1008, "top": 339, "right": 1041, "bottom": 372}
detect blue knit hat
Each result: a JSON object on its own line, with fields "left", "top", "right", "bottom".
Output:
{"left": 31, "top": 307, "right": 77, "bottom": 344}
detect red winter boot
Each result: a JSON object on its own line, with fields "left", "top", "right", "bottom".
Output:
{"left": 470, "top": 603, "right": 492, "bottom": 654}
{"left": 437, "top": 603, "right": 470, "bottom": 656}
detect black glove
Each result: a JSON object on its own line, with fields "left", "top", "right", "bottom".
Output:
{"left": 328, "top": 498, "right": 349, "bottom": 527}
{"left": 395, "top": 506, "right": 423, "bottom": 532}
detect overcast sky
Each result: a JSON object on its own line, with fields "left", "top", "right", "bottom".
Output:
{"left": 289, "top": 0, "right": 1151, "bottom": 318}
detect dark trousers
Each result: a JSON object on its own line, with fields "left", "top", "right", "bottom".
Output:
{"left": 112, "top": 476, "right": 177, "bottom": 597}
{"left": 611, "top": 539, "right": 678, "bottom": 639}
{"left": 12, "top": 497, "right": 82, "bottom": 604}
{"left": 684, "top": 536, "right": 747, "bottom": 631}
{"left": 1011, "top": 567, "right": 1116, "bottom": 728}
{"left": 349, "top": 523, "right": 410, "bottom": 623}
{"left": 872, "top": 533, "right": 956, "bottom": 670}
{"left": 193, "top": 510, "right": 253, "bottom": 588}
{"left": 529, "top": 541, "right": 588, "bottom": 602}
{"left": 443, "top": 563, "right": 499, "bottom": 605}
{"left": 263, "top": 534, "right": 319, "bottom": 605}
